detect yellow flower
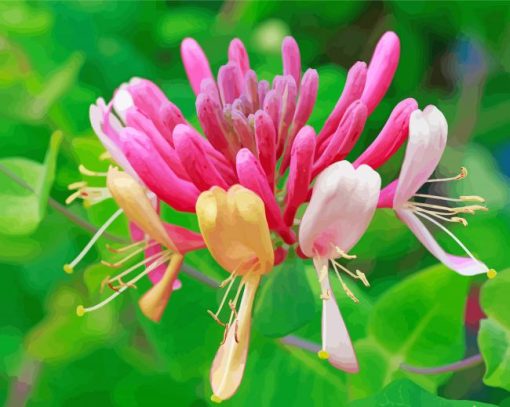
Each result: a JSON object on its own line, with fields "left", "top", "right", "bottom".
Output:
{"left": 196, "top": 185, "right": 274, "bottom": 402}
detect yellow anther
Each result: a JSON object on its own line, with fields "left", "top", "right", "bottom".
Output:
{"left": 487, "top": 269, "right": 497, "bottom": 279}
{"left": 317, "top": 350, "right": 330, "bottom": 360}
{"left": 452, "top": 217, "right": 468, "bottom": 227}
{"left": 76, "top": 305, "right": 85, "bottom": 317}
{"left": 211, "top": 395, "right": 223, "bottom": 404}
{"left": 460, "top": 195, "right": 485, "bottom": 203}
{"left": 63, "top": 264, "right": 74, "bottom": 274}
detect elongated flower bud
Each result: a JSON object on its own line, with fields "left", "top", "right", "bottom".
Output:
{"left": 181, "top": 38, "right": 214, "bottom": 95}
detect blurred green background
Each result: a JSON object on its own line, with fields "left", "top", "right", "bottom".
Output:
{"left": 1, "top": 1, "right": 510, "bottom": 406}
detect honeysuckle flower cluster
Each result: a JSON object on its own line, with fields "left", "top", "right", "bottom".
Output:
{"left": 63, "top": 31, "right": 496, "bottom": 401}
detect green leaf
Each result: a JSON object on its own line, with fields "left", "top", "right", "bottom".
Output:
{"left": 254, "top": 251, "right": 317, "bottom": 337}
{"left": 349, "top": 379, "right": 496, "bottom": 407}
{"left": 348, "top": 264, "right": 470, "bottom": 399}
{"left": 478, "top": 269, "right": 510, "bottom": 391}
{"left": 25, "top": 284, "right": 119, "bottom": 363}
{"left": 0, "top": 131, "right": 62, "bottom": 235}
{"left": 233, "top": 337, "right": 348, "bottom": 406}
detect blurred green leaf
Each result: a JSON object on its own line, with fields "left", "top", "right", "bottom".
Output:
{"left": 254, "top": 251, "right": 317, "bottom": 337}
{"left": 0, "top": 131, "right": 62, "bottom": 235}
{"left": 349, "top": 264, "right": 470, "bottom": 399}
{"left": 350, "top": 379, "right": 496, "bottom": 407}
{"left": 478, "top": 269, "right": 510, "bottom": 391}
{"left": 25, "top": 284, "right": 119, "bottom": 363}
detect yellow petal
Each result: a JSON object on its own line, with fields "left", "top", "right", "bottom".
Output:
{"left": 196, "top": 185, "right": 274, "bottom": 275}
{"left": 210, "top": 274, "right": 260, "bottom": 401}
{"left": 138, "top": 254, "right": 183, "bottom": 322}
{"left": 107, "top": 168, "right": 176, "bottom": 250}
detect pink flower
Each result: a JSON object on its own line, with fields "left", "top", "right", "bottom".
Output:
{"left": 377, "top": 106, "right": 494, "bottom": 277}
{"left": 299, "top": 161, "right": 381, "bottom": 372}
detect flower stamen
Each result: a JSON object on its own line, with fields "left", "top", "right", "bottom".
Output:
{"left": 79, "top": 164, "right": 108, "bottom": 177}
{"left": 426, "top": 167, "right": 467, "bottom": 183}
{"left": 76, "top": 253, "right": 170, "bottom": 316}
{"left": 63, "top": 208, "right": 124, "bottom": 274}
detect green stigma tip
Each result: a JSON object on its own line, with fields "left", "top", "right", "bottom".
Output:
{"left": 76, "top": 305, "right": 85, "bottom": 317}
{"left": 63, "top": 264, "right": 74, "bottom": 274}
{"left": 317, "top": 350, "right": 330, "bottom": 360}
{"left": 487, "top": 269, "right": 497, "bottom": 279}
{"left": 210, "top": 395, "right": 222, "bottom": 404}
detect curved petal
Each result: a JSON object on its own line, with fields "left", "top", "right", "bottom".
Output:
{"left": 353, "top": 98, "right": 417, "bottom": 170}
{"left": 228, "top": 38, "right": 250, "bottom": 75}
{"left": 181, "top": 38, "right": 214, "bottom": 95}
{"left": 361, "top": 31, "right": 400, "bottom": 114}
{"left": 299, "top": 161, "right": 381, "bottom": 258}
{"left": 313, "top": 257, "right": 358, "bottom": 373}
{"left": 317, "top": 61, "right": 367, "bottom": 147}
{"left": 397, "top": 209, "right": 487, "bottom": 275}
{"left": 282, "top": 36, "right": 301, "bottom": 89}
{"left": 394, "top": 106, "right": 447, "bottom": 207}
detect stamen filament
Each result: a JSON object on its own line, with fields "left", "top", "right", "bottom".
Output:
{"left": 426, "top": 167, "right": 467, "bottom": 183}
{"left": 77, "top": 254, "right": 169, "bottom": 316}
{"left": 106, "top": 239, "right": 148, "bottom": 253}
{"left": 414, "top": 193, "right": 485, "bottom": 203}
{"left": 107, "top": 250, "right": 169, "bottom": 284}
{"left": 330, "top": 261, "right": 359, "bottom": 303}
{"left": 414, "top": 211, "right": 488, "bottom": 271}
{"left": 63, "top": 208, "right": 124, "bottom": 273}
{"left": 101, "top": 241, "right": 159, "bottom": 268}
{"left": 79, "top": 164, "right": 108, "bottom": 177}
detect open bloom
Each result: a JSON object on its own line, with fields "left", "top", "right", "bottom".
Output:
{"left": 299, "top": 161, "right": 381, "bottom": 372}
{"left": 377, "top": 106, "right": 495, "bottom": 278}
{"left": 196, "top": 185, "right": 274, "bottom": 402}
{"left": 71, "top": 168, "right": 204, "bottom": 322}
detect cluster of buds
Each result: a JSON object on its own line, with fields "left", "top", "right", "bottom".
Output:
{"left": 64, "top": 31, "right": 495, "bottom": 401}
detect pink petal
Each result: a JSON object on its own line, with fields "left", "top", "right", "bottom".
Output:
{"left": 280, "top": 69, "right": 318, "bottom": 173}
{"left": 228, "top": 38, "right": 250, "bottom": 75}
{"left": 258, "top": 80, "right": 270, "bottom": 107}
{"left": 181, "top": 38, "right": 214, "bottom": 95}
{"left": 377, "top": 179, "right": 398, "bottom": 208}
{"left": 125, "top": 107, "right": 190, "bottom": 181}
{"left": 200, "top": 78, "right": 222, "bottom": 106}
{"left": 124, "top": 79, "right": 173, "bottom": 142}
{"left": 353, "top": 98, "right": 418, "bottom": 170}
{"left": 90, "top": 102, "right": 135, "bottom": 177}
{"left": 397, "top": 210, "right": 487, "bottom": 276}
{"left": 243, "top": 70, "right": 259, "bottom": 112}
{"left": 231, "top": 109, "right": 257, "bottom": 154}
{"left": 159, "top": 101, "right": 187, "bottom": 145}
{"left": 196, "top": 93, "right": 238, "bottom": 162}
{"left": 313, "top": 257, "right": 359, "bottom": 372}
{"left": 263, "top": 90, "right": 280, "bottom": 134}
{"left": 316, "top": 62, "right": 367, "bottom": 150}
{"left": 254, "top": 110, "right": 277, "bottom": 190}
{"left": 313, "top": 101, "right": 367, "bottom": 179}
{"left": 283, "top": 126, "right": 316, "bottom": 226}
{"left": 119, "top": 127, "right": 200, "bottom": 212}
{"left": 173, "top": 124, "right": 229, "bottom": 191}
{"left": 274, "top": 246, "right": 288, "bottom": 266}
{"left": 299, "top": 161, "right": 381, "bottom": 258}
{"left": 275, "top": 76, "right": 298, "bottom": 157}
{"left": 236, "top": 148, "right": 296, "bottom": 244}
{"left": 163, "top": 222, "right": 205, "bottom": 254}
{"left": 393, "top": 106, "right": 447, "bottom": 207}
{"left": 361, "top": 31, "right": 400, "bottom": 115}
{"left": 218, "top": 63, "right": 243, "bottom": 105}
{"left": 282, "top": 36, "right": 301, "bottom": 89}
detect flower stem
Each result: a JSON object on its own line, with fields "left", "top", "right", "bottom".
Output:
{"left": 400, "top": 354, "right": 483, "bottom": 375}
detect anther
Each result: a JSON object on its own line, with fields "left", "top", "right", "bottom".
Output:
{"left": 356, "top": 270, "right": 370, "bottom": 287}
{"left": 207, "top": 310, "right": 227, "bottom": 327}
{"left": 79, "top": 164, "right": 108, "bottom": 177}
{"left": 211, "top": 395, "right": 223, "bottom": 404}
{"left": 452, "top": 217, "right": 468, "bottom": 226}
{"left": 427, "top": 167, "right": 468, "bottom": 183}
{"left": 460, "top": 195, "right": 485, "bottom": 203}
{"left": 334, "top": 246, "right": 357, "bottom": 259}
